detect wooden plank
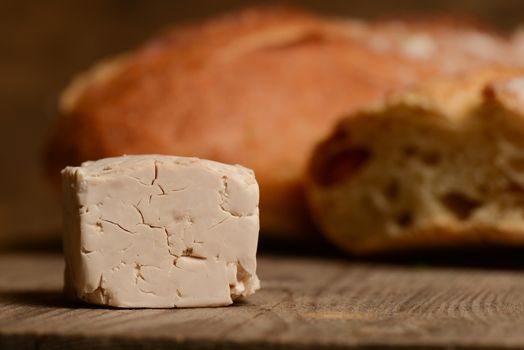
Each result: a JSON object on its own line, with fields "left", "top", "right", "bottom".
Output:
{"left": 1, "top": 253, "right": 524, "bottom": 349}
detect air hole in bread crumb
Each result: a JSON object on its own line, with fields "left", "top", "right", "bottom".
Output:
{"left": 395, "top": 211, "right": 413, "bottom": 227}
{"left": 402, "top": 145, "right": 440, "bottom": 166}
{"left": 384, "top": 180, "right": 400, "bottom": 201}
{"left": 504, "top": 180, "right": 524, "bottom": 194}
{"left": 421, "top": 152, "right": 441, "bottom": 166}
{"left": 440, "top": 192, "right": 482, "bottom": 220}
{"left": 403, "top": 145, "right": 417, "bottom": 157}
{"left": 315, "top": 147, "right": 371, "bottom": 187}
{"left": 509, "top": 158, "right": 524, "bottom": 172}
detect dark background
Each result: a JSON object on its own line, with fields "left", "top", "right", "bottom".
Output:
{"left": 2, "top": 0, "right": 524, "bottom": 248}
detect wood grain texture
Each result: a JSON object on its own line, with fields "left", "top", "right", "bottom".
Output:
{"left": 1, "top": 253, "right": 524, "bottom": 349}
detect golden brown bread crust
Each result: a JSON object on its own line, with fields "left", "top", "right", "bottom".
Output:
{"left": 306, "top": 68, "right": 524, "bottom": 254}
{"left": 45, "top": 6, "right": 524, "bottom": 237}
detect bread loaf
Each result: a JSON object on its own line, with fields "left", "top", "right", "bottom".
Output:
{"left": 307, "top": 68, "right": 524, "bottom": 254}
{"left": 45, "top": 6, "right": 524, "bottom": 237}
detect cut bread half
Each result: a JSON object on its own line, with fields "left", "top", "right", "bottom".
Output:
{"left": 307, "top": 68, "right": 524, "bottom": 254}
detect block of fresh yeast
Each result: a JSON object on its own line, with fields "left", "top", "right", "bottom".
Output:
{"left": 61, "top": 155, "right": 260, "bottom": 308}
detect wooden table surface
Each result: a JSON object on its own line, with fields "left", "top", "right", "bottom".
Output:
{"left": 1, "top": 252, "right": 524, "bottom": 349}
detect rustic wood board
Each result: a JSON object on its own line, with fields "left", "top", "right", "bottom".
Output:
{"left": 1, "top": 252, "right": 524, "bottom": 349}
